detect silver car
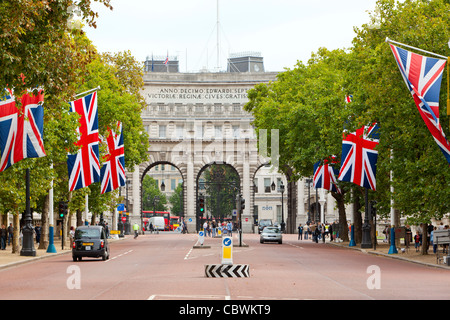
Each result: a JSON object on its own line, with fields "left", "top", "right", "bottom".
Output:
{"left": 260, "top": 226, "right": 282, "bottom": 244}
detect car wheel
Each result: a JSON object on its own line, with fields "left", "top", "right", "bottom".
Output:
{"left": 73, "top": 256, "right": 77, "bottom": 262}
{"left": 102, "top": 250, "right": 107, "bottom": 261}
{"left": 78, "top": 256, "right": 82, "bottom": 261}
{"left": 279, "top": 240, "right": 282, "bottom": 244}
{"left": 260, "top": 239, "right": 263, "bottom": 243}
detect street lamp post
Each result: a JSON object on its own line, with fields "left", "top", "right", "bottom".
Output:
{"left": 20, "top": 169, "right": 36, "bottom": 256}
{"left": 280, "top": 182, "right": 285, "bottom": 233}
{"left": 125, "top": 179, "right": 130, "bottom": 235}
{"left": 304, "top": 178, "right": 312, "bottom": 225}
{"left": 361, "top": 188, "right": 373, "bottom": 248}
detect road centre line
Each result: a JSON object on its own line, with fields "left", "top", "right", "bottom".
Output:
{"left": 105, "top": 250, "right": 133, "bottom": 263}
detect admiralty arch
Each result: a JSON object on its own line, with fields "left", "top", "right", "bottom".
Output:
{"left": 123, "top": 54, "right": 340, "bottom": 233}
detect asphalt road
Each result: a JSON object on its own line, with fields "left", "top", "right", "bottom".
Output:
{"left": 0, "top": 232, "right": 448, "bottom": 301}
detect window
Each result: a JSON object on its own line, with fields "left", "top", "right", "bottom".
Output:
{"left": 159, "top": 125, "right": 166, "bottom": 138}
{"left": 214, "top": 125, "right": 222, "bottom": 139}
{"left": 264, "top": 178, "right": 271, "bottom": 193}
{"left": 176, "top": 125, "right": 184, "bottom": 139}
{"left": 232, "top": 125, "right": 240, "bottom": 138}
{"left": 171, "top": 179, "right": 176, "bottom": 190}
{"left": 196, "top": 125, "right": 204, "bottom": 139}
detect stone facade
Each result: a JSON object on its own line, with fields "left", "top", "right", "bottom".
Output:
{"left": 124, "top": 70, "right": 343, "bottom": 233}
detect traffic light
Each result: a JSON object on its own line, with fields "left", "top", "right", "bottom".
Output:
{"left": 59, "top": 201, "right": 68, "bottom": 219}
{"left": 240, "top": 195, "right": 245, "bottom": 211}
{"left": 199, "top": 196, "right": 205, "bottom": 214}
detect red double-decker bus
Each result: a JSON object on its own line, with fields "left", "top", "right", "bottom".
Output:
{"left": 142, "top": 211, "right": 170, "bottom": 230}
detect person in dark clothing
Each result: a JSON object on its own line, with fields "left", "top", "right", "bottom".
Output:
{"left": 0, "top": 225, "right": 7, "bottom": 250}
{"left": 298, "top": 224, "right": 303, "bottom": 240}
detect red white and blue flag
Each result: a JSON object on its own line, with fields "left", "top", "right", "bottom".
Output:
{"left": 0, "top": 88, "right": 46, "bottom": 172}
{"left": 345, "top": 95, "right": 353, "bottom": 103}
{"left": 389, "top": 44, "right": 450, "bottom": 165}
{"left": 100, "top": 121, "right": 125, "bottom": 194}
{"left": 313, "top": 158, "right": 341, "bottom": 193}
{"left": 67, "top": 92, "right": 100, "bottom": 191}
{"left": 164, "top": 52, "right": 169, "bottom": 65}
{"left": 338, "top": 123, "right": 380, "bottom": 190}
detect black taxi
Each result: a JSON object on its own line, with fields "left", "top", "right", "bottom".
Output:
{"left": 72, "top": 225, "right": 110, "bottom": 261}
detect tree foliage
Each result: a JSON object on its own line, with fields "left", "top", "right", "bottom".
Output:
{"left": 245, "top": 0, "right": 450, "bottom": 243}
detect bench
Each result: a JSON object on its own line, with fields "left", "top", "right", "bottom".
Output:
{"left": 434, "top": 229, "right": 450, "bottom": 265}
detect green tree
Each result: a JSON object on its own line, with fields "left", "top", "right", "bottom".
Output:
{"left": 350, "top": 0, "right": 450, "bottom": 253}
{"left": 202, "top": 165, "right": 240, "bottom": 219}
{"left": 169, "top": 183, "right": 184, "bottom": 216}
{"left": 245, "top": 48, "right": 353, "bottom": 239}
{"left": 142, "top": 175, "right": 167, "bottom": 212}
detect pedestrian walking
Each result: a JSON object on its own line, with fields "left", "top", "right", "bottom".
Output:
{"left": 35, "top": 223, "right": 41, "bottom": 244}
{"left": 298, "top": 224, "right": 303, "bottom": 240}
{"left": 414, "top": 231, "right": 421, "bottom": 252}
{"left": 7, "top": 223, "right": 13, "bottom": 246}
{"left": 227, "top": 221, "right": 233, "bottom": 237}
{"left": 133, "top": 223, "right": 139, "bottom": 239}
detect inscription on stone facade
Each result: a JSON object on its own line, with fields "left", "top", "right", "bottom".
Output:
{"left": 145, "top": 86, "right": 251, "bottom": 103}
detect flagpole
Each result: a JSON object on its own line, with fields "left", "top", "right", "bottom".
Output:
{"left": 75, "top": 86, "right": 101, "bottom": 99}
{"left": 385, "top": 37, "right": 448, "bottom": 60}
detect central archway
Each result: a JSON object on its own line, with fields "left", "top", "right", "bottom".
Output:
{"left": 195, "top": 162, "right": 241, "bottom": 232}
{"left": 140, "top": 161, "right": 185, "bottom": 231}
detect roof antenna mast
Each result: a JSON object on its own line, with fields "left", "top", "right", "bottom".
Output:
{"left": 217, "top": 0, "right": 220, "bottom": 70}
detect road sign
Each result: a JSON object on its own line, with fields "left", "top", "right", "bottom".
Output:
{"left": 117, "top": 204, "right": 124, "bottom": 211}
{"left": 232, "top": 209, "right": 237, "bottom": 216}
{"left": 221, "top": 236, "right": 233, "bottom": 265}
{"left": 198, "top": 230, "right": 205, "bottom": 246}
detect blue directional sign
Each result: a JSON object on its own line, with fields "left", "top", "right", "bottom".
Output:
{"left": 117, "top": 204, "right": 125, "bottom": 211}
{"left": 199, "top": 231, "right": 204, "bottom": 237}
{"left": 223, "top": 237, "right": 232, "bottom": 247}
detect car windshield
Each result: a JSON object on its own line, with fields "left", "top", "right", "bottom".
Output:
{"left": 264, "top": 227, "right": 280, "bottom": 234}
{"left": 260, "top": 220, "right": 272, "bottom": 226}
{"left": 75, "top": 228, "right": 101, "bottom": 239}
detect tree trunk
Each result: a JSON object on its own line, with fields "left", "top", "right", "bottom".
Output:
{"left": 421, "top": 223, "right": 428, "bottom": 255}
{"left": 353, "top": 191, "right": 362, "bottom": 244}
{"left": 38, "top": 194, "right": 49, "bottom": 250}
{"left": 332, "top": 191, "right": 349, "bottom": 241}
{"left": 76, "top": 209, "right": 83, "bottom": 227}
{"left": 12, "top": 212, "right": 20, "bottom": 254}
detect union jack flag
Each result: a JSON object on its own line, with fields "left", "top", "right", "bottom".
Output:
{"left": 67, "top": 92, "right": 100, "bottom": 191}
{"left": 313, "top": 158, "right": 341, "bottom": 193}
{"left": 345, "top": 95, "right": 353, "bottom": 103}
{"left": 0, "top": 88, "right": 46, "bottom": 172}
{"left": 389, "top": 44, "right": 450, "bottom": 165}
{"left": 338, "top": 123, "right": 380, "bottom": 190}
{"left": 100, "top": 121, "right": 125, "bottom": 194}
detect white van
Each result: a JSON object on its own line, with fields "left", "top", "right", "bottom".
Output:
{"left": 149, "top": 216, "right": 165, "bottom": 231}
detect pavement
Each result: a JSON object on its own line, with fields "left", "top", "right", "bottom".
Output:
{"left": 0, "top": 235, "right": 128, "bottom": 270}
{"left": 1, "top": 233, "right": 449, "bottom": 270}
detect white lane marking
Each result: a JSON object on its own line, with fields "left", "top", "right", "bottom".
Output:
{"left": 105, "top": 250, "right": 133, "bottom": 262}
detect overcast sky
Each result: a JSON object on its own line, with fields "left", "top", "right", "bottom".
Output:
{"left": 84, "top": 0, "right": 378, "bottom": 72}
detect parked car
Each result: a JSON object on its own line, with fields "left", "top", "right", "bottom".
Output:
{"left": 72, "top": 226, "right": 110, "bottom": 261}
{"left": 260, "top": 226, "right": 282, "bottom": 244}
{"left": 258, "top": 219, "right": 273, "bottom": 234}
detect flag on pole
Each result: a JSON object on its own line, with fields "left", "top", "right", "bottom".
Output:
{"left": 338, "top": 123, "right": 380, "bottom": 190}
{"left": 389, "top": 43, "right": 450, "bottom": 165}
{"left": 0, "top": 88, "right": 46, "bottom": 172}
{"left": 345, "top": 95, "right": 353, "bottom": 103}
{"left": 67, "top": 91, "right": 100, "bottom": 191}
{"left": 100, "top": 121, "right": 125, "bottom": 194}
{"left": 313, "top": 158, "right": 341, "bottom": 193}
{"left": 164, "top": 52, "right": 169, "bottom": 65}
